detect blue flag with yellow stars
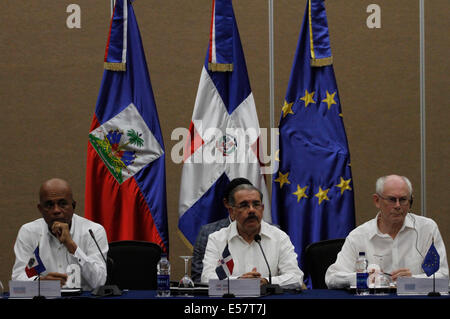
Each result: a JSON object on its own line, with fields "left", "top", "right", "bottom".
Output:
{"left": 422, "top": 241, "right": 440, "bottom": 276}
{"left": 271, "top": 0, "right": 355, "bottom": 286}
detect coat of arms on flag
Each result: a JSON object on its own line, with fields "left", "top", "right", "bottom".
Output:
{"left": 215, "top": 244, "right": 234, "bottom": 280}
{"left": 89, "top": 103, "right": 164, "bottom": 184}
{"left": 25, "top": 246, "right": 46, "bottom": 278}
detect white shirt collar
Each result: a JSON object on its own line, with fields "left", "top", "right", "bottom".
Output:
{"left": 370, "top": 212, "right": 415, "bottom": 239}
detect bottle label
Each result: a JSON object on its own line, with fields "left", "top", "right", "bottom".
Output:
{"left": 157, "top": 274, "right": 170, "bottom": 290}
{"left": 356, "top": 272, "right": 368, "bottom": 289}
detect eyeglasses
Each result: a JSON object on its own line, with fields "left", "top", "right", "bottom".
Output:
{"left": 41, "top": 199, "right": 72, "bottom": 211}
{"left": 377, "top": 194, "right": 410, "bottom": 206}
{"left": 233, "top": 200, "right": 263, "bottom": 210}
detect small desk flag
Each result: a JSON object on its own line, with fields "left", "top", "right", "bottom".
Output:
{"left": 215, "top": 244, "right": 234, "bottom": 280}
{"left": 422, "top": 241, "right": 440, "bottom": 276}
{"left": 25, "top": 246, "right": 46, "bottom": 278}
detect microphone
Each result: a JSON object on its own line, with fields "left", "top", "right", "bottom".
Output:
{"left": 254, "top": 234, "right": 271, "bottom": 284}
{"left": 254, "top": 234, "right": 282, "bottom": 295}
{"left": 89, "top": 229, "right": 122, "bottom": 296}
{"left": 89, "top": 229, "right": 107, "bottom": 264}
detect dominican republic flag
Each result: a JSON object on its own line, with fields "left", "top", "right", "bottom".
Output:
{"left": 25, "top": 246, "right": 46, "bottom": 278}
{"left": 85, "top": 0, "right": 168, "bottom": 252}
{"left": 271, "top": 0, "right": 355, "bottom": 286}
{"left": 215, "top": 244, "right": 234, "bottom": 280}
{"left": 178, "top": 0, "right": 271, "bottom": 246}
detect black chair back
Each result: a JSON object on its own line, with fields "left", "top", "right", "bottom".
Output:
{"left": 304, "top": 238, "right": 345, "bottom": 289}
{"left": 107, "top": 240, "right": 162, "bottom": 290}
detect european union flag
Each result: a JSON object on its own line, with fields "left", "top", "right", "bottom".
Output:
{"left": 422, "top": 241, "right": 440, "bottom": 276}
{"left": 271, "top": 0, "right": 355, "bottom": 285}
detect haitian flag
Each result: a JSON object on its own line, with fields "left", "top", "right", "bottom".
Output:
{"left": 178, "top": 0, "right": 271, "bottom": 246}
{"left": 271, "top": 0, "right": 355, "bottom": 285}
{"left": 25, "top": 246, "right": 46, "bottom": 278}
{"left": 85, "top": 0, "right": 168, "bottom": 252}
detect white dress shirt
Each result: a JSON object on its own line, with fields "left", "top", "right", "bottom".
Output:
{"left": 201, "top": 220, "right": 304, "bottom": 288}
{"left": 12, "top": 214, "right": 108, "bottom": 291}
{"left": 325, "top": 213, "right": 449, "bottom": 288}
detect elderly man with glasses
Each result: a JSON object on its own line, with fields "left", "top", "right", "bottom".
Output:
{"left": 325, "top": 174, "right": 449, "bottom": 289}
{"left": 201, "top": 184, "right": 304, "bottom": 288}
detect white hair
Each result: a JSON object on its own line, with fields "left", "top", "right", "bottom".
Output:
{"left": 375, "top": 175, "right": 413, "bottom": 196}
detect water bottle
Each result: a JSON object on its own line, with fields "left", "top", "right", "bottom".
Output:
{"left": 355, "top": 252, "right": 369, "bottom": 295}
{"left": 157, "top": 253, "right": 171, "bottom": 297}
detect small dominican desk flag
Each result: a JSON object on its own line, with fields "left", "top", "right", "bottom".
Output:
{"left": 25, "top": 246, "right": 46, "bottom": 278}
{"left": 216, "top": 244, "right": 234, "bottom": 280}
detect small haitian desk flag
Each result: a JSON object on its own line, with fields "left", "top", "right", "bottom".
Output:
{"left": 25, "top": 246, "right": 46, "bottom": 278}
{"left": 271, "top": 0, "right": 355, "bottom": 286}
{"left": 85, "top": 0, "right": 168, "bottom": 252}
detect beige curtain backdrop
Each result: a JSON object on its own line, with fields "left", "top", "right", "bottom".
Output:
{"left": 0, "top": 0, "right": 448, "bottom": 287}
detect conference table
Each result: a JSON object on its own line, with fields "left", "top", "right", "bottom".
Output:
{"left": 2, "top": 289, "right": 448, "bottom": 316}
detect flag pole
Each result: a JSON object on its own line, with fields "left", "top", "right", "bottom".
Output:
{"left": 419, "top": 0, "right": 426, "bottom": 217}
{"left": 32, "top": 273, "right": 45, "bottom": 300}
{"left": 268, "top": 0, "right": 275, "bottom": 189}
{"left": 111, "top": 0, "right": 115, "bottom": 17}
{"left": 427, "top": 238, "right": 441, "bottom": 297}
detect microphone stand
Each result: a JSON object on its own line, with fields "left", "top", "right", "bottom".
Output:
{"left": 89, "top": 229, "right": 122, "bottom": 297}
{"left": 254, "top": 234, "right": 283, "bottom": 295}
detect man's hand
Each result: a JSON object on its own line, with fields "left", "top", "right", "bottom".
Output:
{"left": 40, "top": 272, "right": 68, "bottom": 287}
{"left": 391, "top": 268, "right": 412, "bottom": 281}
{"left": 239, "top": 267, "right": 261, "bottom": 279}
{"left": 239, "top": 267, "right": 268, "bottom": 286}
{"left": 51, "top": 222, "right": 77, "bottom": 254}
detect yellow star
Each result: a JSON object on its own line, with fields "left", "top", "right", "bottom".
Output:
{"left": 281, "top": 100, "right": 294, "bottom": 118}
{"left": 293, "top": 185, "right": 308, "bottom": 202}
{"left": 275, "top": 149, "right": 280, "bottom": 162}
{"left": 321, "top": 90, "right": 337, "bottom": 110}
{"left": 315, "top": 187, "right": 330, "bottom": 205}
{"left": 300, "top": 89, "right": 316, "bottom": 107}
{"left": 274, "top": 171, "right": 291, "bottom": 188}
{"left": 335, "top": 177, "right": 352, "bottom": 195}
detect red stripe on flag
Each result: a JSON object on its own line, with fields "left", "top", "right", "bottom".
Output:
{"left": 208, "top": 0, "right": 216, "bottom": 63}
{"left": 183, "top": 121, "right": 204, "bottom": 161}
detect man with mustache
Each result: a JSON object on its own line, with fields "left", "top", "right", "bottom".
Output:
{"left": 191, "top": 177, "right": 252, "bottom": 283}
{"left": 11, "top": 178, "right": 108, "bottom": 291}
{"left": 201, "top": 184, "right": 304, "bottom": 288}
{"left": 325, "top": 175, "right": 449, "bottom": 288}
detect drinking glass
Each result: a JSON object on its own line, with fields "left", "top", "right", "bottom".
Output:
{"left": 178, "top": 256, "right": 195, "bottom": 289}
{"left": 373, "top": 255, "right": 391, "bottom": 295}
